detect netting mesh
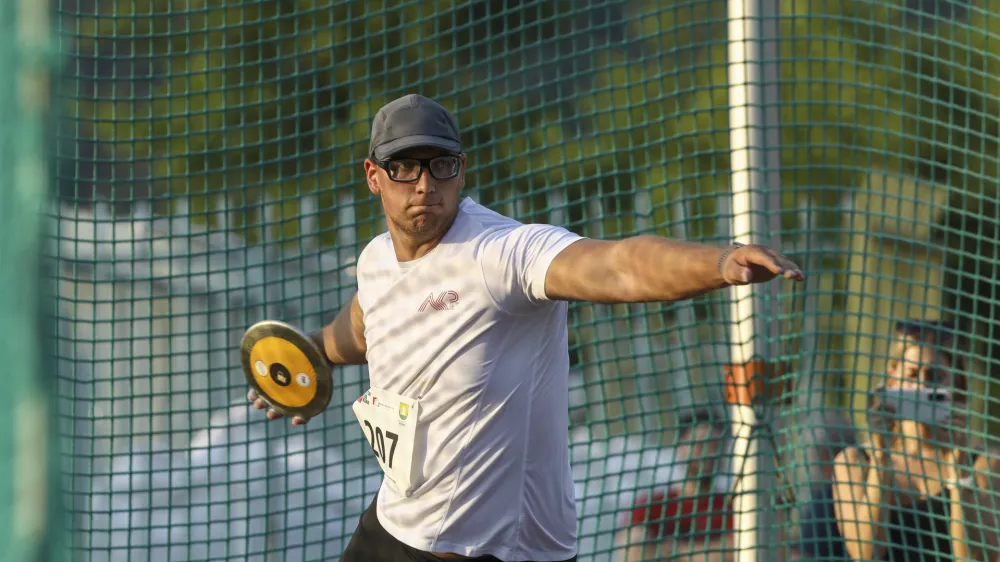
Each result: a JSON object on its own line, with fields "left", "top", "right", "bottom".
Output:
{"left": 43, "top": 0, "right": 1000, "bottom": 561}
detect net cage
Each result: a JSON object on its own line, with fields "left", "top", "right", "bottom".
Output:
{"left": 2, "top": 0, "right": 1000, "bottom": 561}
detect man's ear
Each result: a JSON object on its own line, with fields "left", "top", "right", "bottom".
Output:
{"left": 364, "top": 159, "right": 381, "bottom": 195}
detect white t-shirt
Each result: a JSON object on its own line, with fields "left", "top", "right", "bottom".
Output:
{"left": 355, "top": 197, "right": 585, "bottom": 561}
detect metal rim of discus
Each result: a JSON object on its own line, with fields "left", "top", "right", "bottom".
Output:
{"left": 240, "top": 320, "right": 333, "bottom": 420}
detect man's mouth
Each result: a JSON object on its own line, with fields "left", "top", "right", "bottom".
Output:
{"left": 410, "top": 203, "right": 440, "bottom": 212}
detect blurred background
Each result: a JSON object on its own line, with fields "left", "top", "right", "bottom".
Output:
{"left": 3, "top": 0, "right": 1000, "bottom": 560}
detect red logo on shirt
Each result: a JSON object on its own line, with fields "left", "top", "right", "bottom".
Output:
{"left": 418, "top": 291, "right": 460, "bottom": 311}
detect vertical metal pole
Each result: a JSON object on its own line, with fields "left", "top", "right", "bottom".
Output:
{"left": 0, "top": 0, "right": 62, "bottom": 560}
{"left": 726, "top": 0, "right": 783, "bottom": 560}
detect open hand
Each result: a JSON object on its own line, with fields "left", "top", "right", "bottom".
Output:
{"left": 247, "top": 388, "right": 309, "bottom": 425}
{"left": 722, "top": 244, "right": 805, "bottom": 285}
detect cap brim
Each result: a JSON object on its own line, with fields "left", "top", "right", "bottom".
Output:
{"left": 372, "top": 135, "right": 462, "bottom": 160}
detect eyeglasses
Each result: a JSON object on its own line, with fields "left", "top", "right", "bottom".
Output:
{"left": 374, "top": 154, "right": 462, "bottom": 182}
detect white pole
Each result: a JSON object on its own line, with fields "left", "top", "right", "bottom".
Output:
{"left": 726, "top": 0, "right": 783, "bottom": 560}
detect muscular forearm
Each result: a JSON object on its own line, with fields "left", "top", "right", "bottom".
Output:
{"left": 612, "top": 235, "right": 730, "bottom": 302}
{"left": 546, "top": 234, "right": 799, "bottom": 304}
{"left": 836, "top": 456, "right": 894, "bottom": 561}
{"left": 309, "top": 293, "right": 367, "bottom": 365}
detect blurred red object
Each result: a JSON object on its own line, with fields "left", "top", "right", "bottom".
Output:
{"left": 628, "top": 489, "right": 733, "bottom": 540}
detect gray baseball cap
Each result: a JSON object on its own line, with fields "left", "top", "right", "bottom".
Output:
{"left": 368, "top": 94, "right": 462, "bottom": 160}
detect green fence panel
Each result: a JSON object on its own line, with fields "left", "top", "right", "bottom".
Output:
{"left": 49, "top": 0, "right": 1000, "bottom": 561}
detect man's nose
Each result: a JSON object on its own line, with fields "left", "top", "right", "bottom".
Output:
{"left": 414, "top": 170, "right": 435, "bottom": 193}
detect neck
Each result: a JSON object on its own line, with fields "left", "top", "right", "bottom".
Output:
{"left": 391, "top": 231, "right": 446, "bottom": 262}
{"left": 388, "top": 214, "right": 456, "bottom": 262}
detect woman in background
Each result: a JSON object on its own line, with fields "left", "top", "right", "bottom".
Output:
{"left": 801, "top": 319, "right": 1000, "bottom": 561}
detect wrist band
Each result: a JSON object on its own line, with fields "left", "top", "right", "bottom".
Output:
{"left": 717, "top": 242, "right": 745, "bottom": 275}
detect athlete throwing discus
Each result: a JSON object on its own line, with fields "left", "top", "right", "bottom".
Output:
{"left": 247, "top": 94, "right": 805, "bottom": 562}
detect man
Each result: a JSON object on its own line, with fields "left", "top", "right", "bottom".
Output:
{"left": 247, "top": 93, "right": 804, "bottom": 562}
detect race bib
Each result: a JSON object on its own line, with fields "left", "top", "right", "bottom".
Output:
{"left": 352, "top": 387, "right": 420, "bottom": 496}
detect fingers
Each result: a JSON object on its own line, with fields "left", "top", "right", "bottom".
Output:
{"left": 739, "top": 246, "right": 806, "bottom": 281}
{"left": 866, "top": 395, "right": 897, "bottom": 441}
{"left": 248, "top": 390, "right": 280, "bottom": 416}
{"left": 248, "top": 387, "right": 309, "bottom": 425}
{"left": 764, "top": 251, "right": 805, "bottom": 281}
{"left": 876, "top": 403, "right": 897, "bottom": 426}
{"left": 881, "top": 400, "right": 897, "bottom": 416}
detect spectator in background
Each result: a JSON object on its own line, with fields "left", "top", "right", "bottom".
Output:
{"left": 613, "top": 409, "right": 735, "bottom": 562}
{"left": 801, "top": 319, "right": 1000, "bottom": 561}
{"left": 796, "top": 410, "right": 858, "bottom": 560}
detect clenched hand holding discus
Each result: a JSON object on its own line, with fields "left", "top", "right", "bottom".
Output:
{"left": 243, "top": 94, "right": 804, "bottom": 562}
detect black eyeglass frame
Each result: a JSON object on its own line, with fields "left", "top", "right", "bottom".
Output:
{"left": 373, "top": 153, "right": 464, "bottom": 183}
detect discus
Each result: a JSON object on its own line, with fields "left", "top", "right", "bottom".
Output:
{"left": 240, "top": 320, "right": 333, "bottom": 420}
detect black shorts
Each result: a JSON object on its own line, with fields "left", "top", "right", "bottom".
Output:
{"left": 341, "top": 494, "right": 578, "bottom": 562}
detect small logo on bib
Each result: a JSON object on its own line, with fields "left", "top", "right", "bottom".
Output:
{"left": 399, "top": 403, "right": 409, "bottom": 420}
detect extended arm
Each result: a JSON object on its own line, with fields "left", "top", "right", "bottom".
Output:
{"left": 544, "top": 236, "right": 803, "bottom": 304}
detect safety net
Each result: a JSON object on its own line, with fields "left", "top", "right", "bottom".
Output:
{"left": 26, "top": 0, "right": 1000, "bottom": 560}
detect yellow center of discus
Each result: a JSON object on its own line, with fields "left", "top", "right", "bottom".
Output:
{"left": 248, "top": 336, "right": 318, "bottom": 408}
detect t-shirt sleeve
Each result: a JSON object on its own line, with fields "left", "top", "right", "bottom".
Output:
{"left": 479, "top": 223, "right": 584, "bottom": 312}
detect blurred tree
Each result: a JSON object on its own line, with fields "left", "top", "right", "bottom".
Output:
{"left": 58, "top": 0, "right": 1000, "bottom": 246}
